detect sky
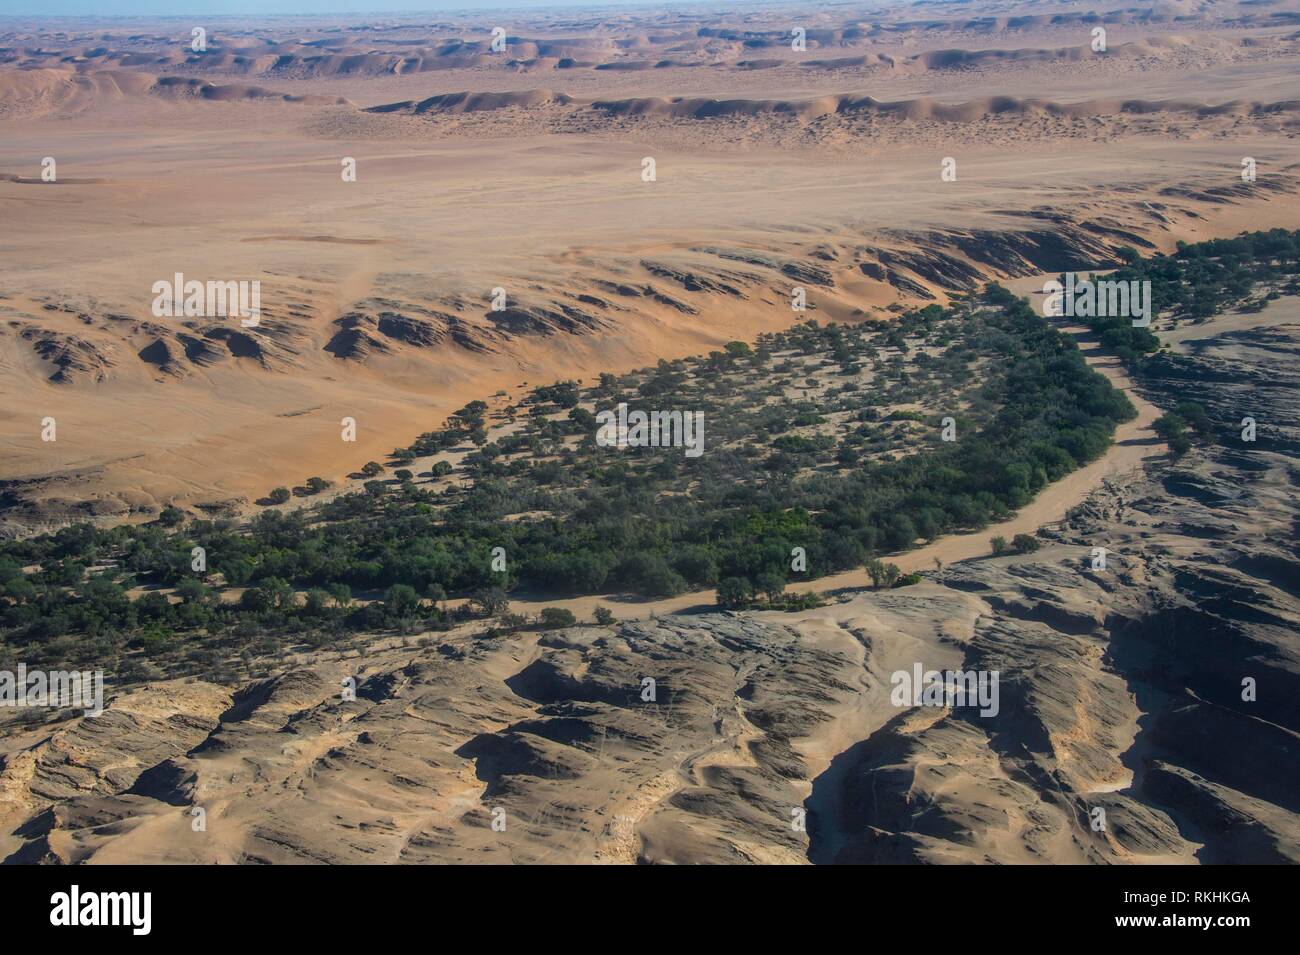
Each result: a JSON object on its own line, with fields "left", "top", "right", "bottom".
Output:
{"left": 0, "top": 0, "right": 674, "bottom": 14}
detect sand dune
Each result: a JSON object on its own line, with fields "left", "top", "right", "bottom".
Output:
{"left": 0, "top": 68, "right": 350, "bottom": 118}
{"left": 367, "top": 88, "right": 574, "bottom": 114}
{"left": 8, "top": 65, "right": 1296, "bottom": 128}
{"left": 362, "top": 84, "right": 1300, "bottom": 129}
{"left": 584, "top": 91, "right": 1300, "bottom": 122}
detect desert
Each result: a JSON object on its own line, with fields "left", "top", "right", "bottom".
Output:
{"left": 0, "top": 0, "right": 1296, "bottom": 870}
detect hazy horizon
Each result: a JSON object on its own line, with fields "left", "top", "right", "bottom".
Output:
{"left": 0, "top": 0, "right": 705, "bottom": 16}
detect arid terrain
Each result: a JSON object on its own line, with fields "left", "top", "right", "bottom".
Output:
{"left": 0, "top": 1, "right": 1297, "bottom": 866}
{"left": 3, "top": 295, "right": 1297, "bottom": 863}
{"left": 2, "top": 0, "right": 1300, "bottom": 527}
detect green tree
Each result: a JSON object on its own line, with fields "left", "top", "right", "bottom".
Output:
{"left": 1173, "top": 402, "right": 1213, "bottom": 439}
{"left": 1154, "top": 413, "right": 1193, "bottom": 458}
{"left": 174, "top": 577, "right": 207, "bottom": 604}
{"left": 716, "top": 577, "right": 752, "bottom": 610}
{"left": 304, "top": 588, "right": 331, "bottom": 616}
{"left": 383, "top": 584, "right": 420, "bottom": 617}
{"left": 755, "top": 571, "right": 786, "bottom": 603}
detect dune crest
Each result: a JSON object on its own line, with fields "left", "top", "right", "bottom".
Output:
{"left": 0, "top": 67, "right": 350, "bottom": 118}
{"left": 367, "top": 87, "right": 1300, "bottom": 123}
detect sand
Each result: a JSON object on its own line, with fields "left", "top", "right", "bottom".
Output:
{"left": 1, "top": 1, "right": 1299, "bottom": 530}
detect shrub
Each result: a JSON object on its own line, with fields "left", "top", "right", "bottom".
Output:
{"left": 864, "top": 558, "right": 901, "bottom": 589}
{"left": 1011, "top": 533, "right": 1041, "bottom": 554}
{"left": 539, "top": 607, "right": 577, "bottom": 629}
{"left": 383, "top": 584, "right": 421, "bottom": 617}
{"left": 471, "top": 587, "right": 510, "bottom": 617}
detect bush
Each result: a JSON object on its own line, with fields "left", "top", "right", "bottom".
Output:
{"left": 539, "top": 607, "right": 577, "bottom": 629}
{"left": 864, "top": 558, "right": 901, "bottom": 589}
{"left": 383, "top": 584, "right": 421, "bottom": 617}
{"left": 1011, "top": 533, "right": 1041, "bottom": 554}
{"left": 268, "top": 487, "right": 291, "bottom": 505}
{"left": 990, "top": 536, "right": 1009, "bottom": 556}
{"left": 470, "top": 587, "right": 510, "bottom": 617}
{"left": 593, "top": 605, "right": 615, "bottom": 626}
{"left": 1154, "top": 410, "right": 1202, "bottom": 458}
